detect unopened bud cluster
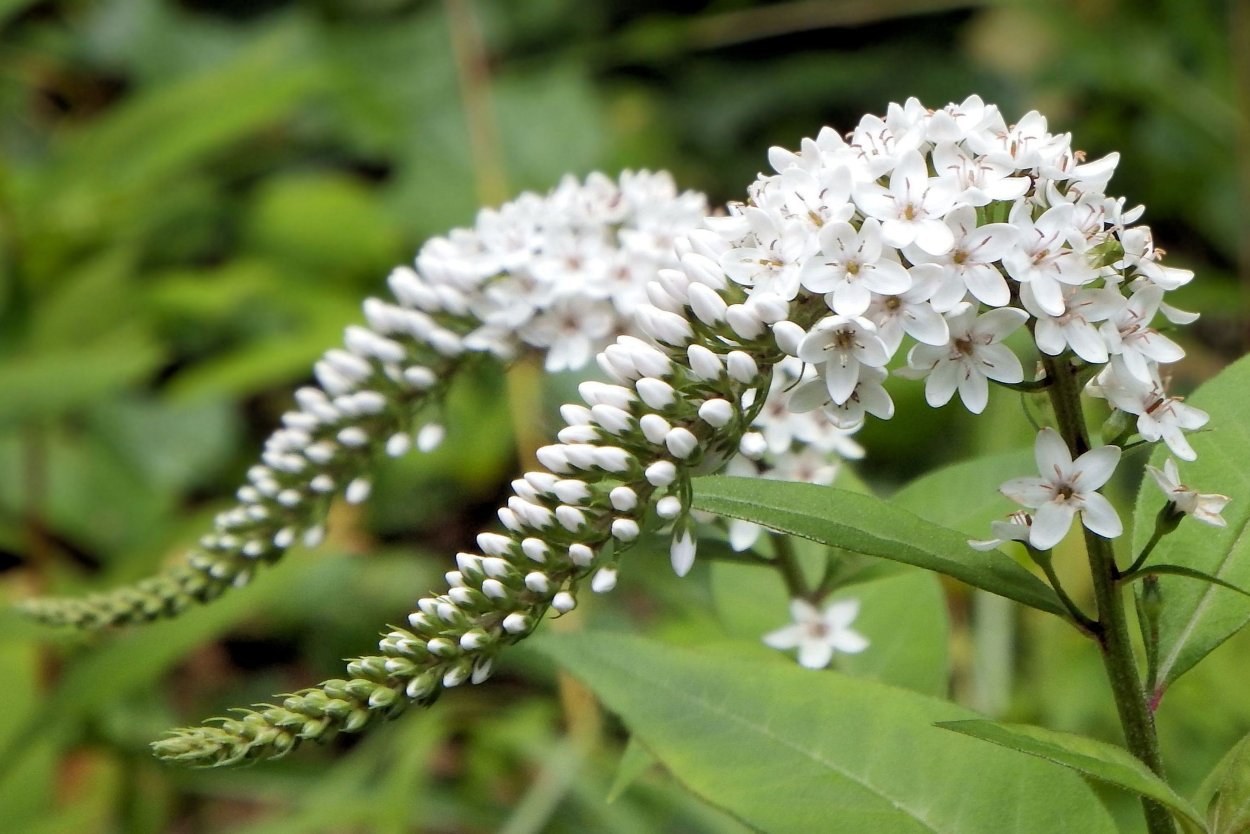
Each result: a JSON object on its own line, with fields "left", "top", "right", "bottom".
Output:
{"left": 20, "top": 172, "right": 707, "bottom": 629}
{"left": 153, "top": 225, "right": 839, "bottom": 764}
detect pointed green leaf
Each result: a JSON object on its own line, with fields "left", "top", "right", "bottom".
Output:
{"left": 1197, "top": 732, "right": 1250, "bottom": 834}
{"left": 692, "top": 476, "right": 1063, "bottom": 616}
{"left": 535, "top": 632, "right": 1116, "bottom": 833}
{"left": 1130, "top": 355, "right": 1250, "bottom": 692}
{"left": 892, "top": 448, "right": 1032, "bottom": 536}
{"left": 938, "top": 719, "right": 1207, "bottom": 831}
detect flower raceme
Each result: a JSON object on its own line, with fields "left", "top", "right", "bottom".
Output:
{"left": 24, "top": 96, "right": 1219, "bottom": 764}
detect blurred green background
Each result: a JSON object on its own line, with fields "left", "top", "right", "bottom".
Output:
{"left": 0, "top": 0, "right": 1245, "bottom": 831}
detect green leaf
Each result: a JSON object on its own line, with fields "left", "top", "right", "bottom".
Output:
{"left": 535, "top": 632, "right": 1116, "bottom": 833}
{"left": 0, "top": 332, "right": 163, "bottom": 422}
{"left": 1130, "top": 355, "right": 1250, "bottom": 692}
{"left": 608, "top": 736, "right": 657, "bottom": 803}
{"left": 691, "top": 476, "right": 1064, "bottom": 616}
{"left": 1196, "top": 731, "right": 1250, "bottom": 834}
{"left": 892, "top": 449, "right": 1033, "bottom": 537}
{"left": 937, "top": 719, "right": 1207, "bottom": 831}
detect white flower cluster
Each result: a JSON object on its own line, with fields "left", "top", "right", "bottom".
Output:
{"left": 683, "top": 95, "right": 1210, "bottom": 553}
{"left": 417, "top": 170, "right": 708, "bottom": 372}
{"left": 702, "top": 95, "right": 1196, "bottom": 423}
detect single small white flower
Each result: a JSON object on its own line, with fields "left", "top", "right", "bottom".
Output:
{"left": 797, "top": 315, "right": 891, "bottom": 405}
{"left": 1000, "top": 428, "right": 1123, "bottom": 550}
{"left": 904, "top": 303, "right": 1027, "bottom": 414}
{"left": 799, "top": 219, "right": 912, "bottom": 316}
{"left": 865, "top": 268, "right": 950, "bottom": 355}
{"left": 1146, "top": 458, "right": 1230, "bottom": 527}
{"left": 789, "top": 364, "right": 895, "bottom": 429}
{"left": 763, "top": 598, "right": 869, "bottom": 669}
{"left": 852, "top": 150, "right": 957, "bottom": 255}
{"left": 1002, "top": 202, "right": 1096, "bottom": 317}
{"left": 906, "top": 205, "right": 1019, "bottom": 310}
{"left": 1028, "top": 286, "right": 1122, "bottom": 364}
{"left": 1099, "top": 285, "right": 1185, "bottom": 382}
{"left": 1091, "top": 360, "right": 1208, "bottom": 461}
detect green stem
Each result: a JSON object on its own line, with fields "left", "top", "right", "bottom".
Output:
{"left": 1033, "top": 552, "right": 1097, "bottom": 635}
{"left": 771, "top": 534, "right": 812, "bottom": 601}
{"left": 1126, "top": 527, "right": 1167, "bottom": 577}
{"left": 1040, "top": 355, "right": 1176, "bottom": 834}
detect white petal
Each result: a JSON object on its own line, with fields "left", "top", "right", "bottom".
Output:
{"left": 913, "top": 219, "right": 955, "bottom": 256}
{"left": 974, "top": 307, "right": 1029, "bottom": 342}
{"left": 976, "top": 343, "right": 1024, "bottom": 384}
{"left": 1031, "top": 501, "right": 1077, "bottom": 550}
{"left": 762, "top": 625, "right": 803, "bottom": 650}
{"left": 1001, "top": 477, "right": 1053, "bottom": 507}
{"left": 1067, "top": 322, "right": 1111, "bottom": 364}
{"left": 1035, "top": 428, "right": 1073, "bottom": 475}
{"left": 903, "top": 303, "right": 951, "bottom": 345}
{"left": 925, "top": 361, "right": 961, "bottom": 407}
{"left": 1072, "top": 445, "right": 1121, "bottom": 491}
{"left": 824, "top": 357, "right": 861, "bottom": 404}
{"left": 798, "top": 640, "right": 835, "bottom": 669}
{"left": 957, "top": 366, "right": 989, "bottom": 414}
{"left": 864, "top": 259, "right": 913, "bottom": 295}
{"left": 962, "top": 263, "right": 1011, "bottom": 308}
{"left": 833, "top": 281, "right": 872, "bottom": 317}
{"left": 832, "top": 629, "right": 869, "bottom": 654}
{"left": 1080, "top": 492, "right": 1123, "bottom": 539}
{"left": 824, "top": 598, "right": 861, "bottom": 629}
{"left": 789, "top": 379, "right": 831, "bottom": 413}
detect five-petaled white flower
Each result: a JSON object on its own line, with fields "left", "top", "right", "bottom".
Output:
{"left": 1000, "top": 428, "right": 1123, "bottom": 550}
{"left": 1146, "top": 458, "right": 1230, "bottom": 527}
{"left": 763, "top": 598, "right": 869, "bottom": 669}
{"left": 904, "top": 303, "right": 1028, "bottom": 414}
{"left": 797, "top": 315, "right": 891, "bottom": 405}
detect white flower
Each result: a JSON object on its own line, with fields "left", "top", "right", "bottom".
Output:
{"left": 853, "top": 150, "right": 957, "bottom": 255}
{"left": 1091, "top": 360, "right": 1208, "bottom": 461}
{"left": 929, "top": 142, "right": 1030, "bottom": 207}
{"left": 904, "top": 303, "right": 1027, "bottom": 414}
{"left": 969, "top": 510, "right": 1034, "bottom": 551}
{"left": 906, "top": 205, "right": 1019, "bottom": 310}
{"left": 865, "top": 269, "right": 950, "bottom": 355}
{"left": 797, "top": 315, "right": 891, "bottom": 404}
{"left": 1002, "top": 202, "right": 1096, "bottom": 317}
{"left": 1099, "top": 285, "right": 1185, "bottom": 382}
{"left": 1028, "top": 286, "right": 1122, "bottom": 364}
{"left": 763, "top": 598, "right": 869, "bottom": 669}
{"left": 720, "top": 208, "right": 815, "bottom": 300}
{"left": 1001, "top": 428, "right": 1123, "bottom": 550}
{"left": 789, "top": 364, "right": 894, "bottom": 429}
{"left": 799, "top": 219, "right": 912, "bottom": 316}
{"left": 1146, "top": 458, "right": 1230, "bottom": 527}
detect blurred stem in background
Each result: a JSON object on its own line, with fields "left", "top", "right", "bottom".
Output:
{"left": 442, "top": 0, "right": 604, "bottom": 774}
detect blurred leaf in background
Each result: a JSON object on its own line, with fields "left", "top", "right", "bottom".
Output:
{"left": 0, "top": 0, "right": 1244, "bottom": 831}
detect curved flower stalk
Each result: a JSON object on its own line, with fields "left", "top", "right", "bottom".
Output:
{"left": 152, "top": 228, "right": 824, "bottom": 765}
{"left": 19, "top": 171, "right": 709, "bottom": 629}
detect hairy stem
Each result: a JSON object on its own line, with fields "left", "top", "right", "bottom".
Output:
{"left": 1041, "top": 354, "right": 1176, "bottom": 834}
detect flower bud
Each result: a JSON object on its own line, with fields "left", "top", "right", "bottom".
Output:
{"left": 640, "top": 414, "right": 672, "bottom": 444}
{"left": 666, "top": 427, "right": 699, "bottom": 459}
{"left": 698, "top": 399, "right": 734, "bottom": 428}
